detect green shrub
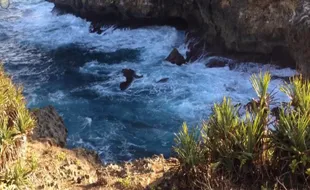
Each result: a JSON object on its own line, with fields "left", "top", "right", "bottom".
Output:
{"left": 202, "top": 97, "right": 241, "bottom": 172}
{"left": 280, "top": 75, "right": 310, "bottom": 115}
{"left": 0, "top": 158, "right": 37, "bottom": 189}
{"left": 0, "top": 65, "right": 36, "bottom": 170}
{"left": 271, "top": 77, "right": 310, "bottom": 178}
{"left": 173, "top": 122, "right": 204, "bottom": 169}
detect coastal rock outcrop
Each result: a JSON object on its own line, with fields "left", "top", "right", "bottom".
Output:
{"left": 165, "top": 48, "right": 186, "bottom": 66}
{"left": 50, "top": 0, "right": 303, "bottom": 69}
{"left": 31, "top": 106, "right": 67, "bottom": 147}
{"left": 120, "top": 69, "right": 143, "bottom": 90}
{"left": 286, "top": 0, "right": 310, "bottom": 77}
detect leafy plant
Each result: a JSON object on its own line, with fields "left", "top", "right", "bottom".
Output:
{"left": 202, "top": 97, "right": 240, "bottom": 172}
{"left": 280, "top": 75, "right": 310, "bottom": 115}
{"left": 0, "top": 65, "right": 36, "bottom": 169}
{"left": 0, "top": 159, "right": 37, "bottom": 189}
{"left": 174, "top": 122, "right": 204, "bottom": 169}
{"left": 272, "top": 108, "right": 310, "bottom": 175}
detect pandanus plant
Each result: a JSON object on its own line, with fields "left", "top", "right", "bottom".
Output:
{"left": 174, "top": 72, "right": 273, "bottom": 179}
{"left": 272, "top": 76, "right": 310, "bottom": 177}
{"left": 0, "top": 65, "right": 35, "bottom": 170}
{"left": 202, "top": 73, "right": 272, "bottom": 177}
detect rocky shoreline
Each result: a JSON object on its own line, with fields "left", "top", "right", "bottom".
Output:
{"left": 50, "top": 0, "right": 310, "bottom": 74}
{"left": 28, "top": 105, "right": 179, "bottom": 189}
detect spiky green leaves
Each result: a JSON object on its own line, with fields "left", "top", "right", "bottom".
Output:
{"left": 281, "top": 76, "right": 310, "bottom": 115}
{"left": 173, "top": 123, "right": 204, "bottom": 169}
{"left": 0, "top": 65, "right": 35, "bottom": 170}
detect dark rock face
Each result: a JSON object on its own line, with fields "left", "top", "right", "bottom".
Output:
{"left": 51, "top": 0, "right": 304, "bottom": 70}
{"left": 286, "top": 0, "right": 310, "bottom": 77}
{"left": 205, "top": 58, "right": 227, "bottom": 68}
{"left": 32, "top": 106, "right": 67, "bottom": 147}
{"left": 165, "top": 48, "right": 186, "bottom": 66}
{"left": 120, "top": 69, "right": 143, "bottom": 91}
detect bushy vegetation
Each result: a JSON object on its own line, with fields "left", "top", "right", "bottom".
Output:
{"left": 0, "top": 65, "right": 36, "bottom": 188}
{"left": 174, "top": 73, "right": 310, "bottom": 189}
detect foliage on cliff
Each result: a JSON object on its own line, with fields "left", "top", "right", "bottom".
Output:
{"left": 0, "top": 65, "right": 36, "bottom": 189}
{"left": 174, "top": 73, "right": 310, "bottom": 189}
{"left": 0, "top": 65, "right": 35, "bottom": 170}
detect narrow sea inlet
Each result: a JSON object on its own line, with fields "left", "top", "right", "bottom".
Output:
{"left": 0, "top": 0, "right": 295, "bottom": 162}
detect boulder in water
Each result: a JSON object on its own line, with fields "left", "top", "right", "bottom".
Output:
{"left": 206, "top": 58, "right": 227, "bottom": 68}
{"left": 89, "top": 22, "right": 104, "bottom": 34}
{"left": 120, "top": 69, "right": 143, "bottom": 91}
{"left": 165, "top": 48, "right": 186, "bottom": 66}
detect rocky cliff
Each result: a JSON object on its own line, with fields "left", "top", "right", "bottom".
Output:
{"left": 16, "top": 106, "right": 179, "bottom": 189}
{"left": 49, "top": 0, "right": 310, "bottom": 71}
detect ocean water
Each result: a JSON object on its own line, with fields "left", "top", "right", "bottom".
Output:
{"left": 0, "top": 0, "right": 296, "bottom": 162}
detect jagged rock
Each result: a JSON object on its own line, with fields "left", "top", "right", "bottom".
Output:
{"left": 31, "top": 106, "right": 67, "bottom": 147}
{"left": 286, "top": 0, "right": 310, "bottom": 77}
{"left": 73, "top": 148, "right": 102, "bottom": 166}
{"left": 165, "top": 48, "right": 186, "bottom": 66}
{"left": 120, "top": 69, "right": 143, "bottom": 90}
{"left": 156, "top": 78, "right": 169, "bottom": 83}
{"left": 205, "top": 58, "right": 226, "bottom": 68}
{"left": 89, "top": 22, "right": 103, "bottom": 34}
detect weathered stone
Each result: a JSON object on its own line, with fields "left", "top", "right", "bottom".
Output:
{"left": 31, "top": 106, "right": 67, "bottom": 147}
{"left": 165, "top": 48, "right": 186, "bottom": 66}
{"left": 120, "top": 69, "right": 143, "bottom": 91}
{"left": 205, "top": 58, "right": 226, "bottom": 68}
{"left": 286, "top": 0, "right": 310, "bottom": 77}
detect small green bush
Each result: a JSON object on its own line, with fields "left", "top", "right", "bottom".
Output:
{"left": 174, "top": 72, "right": 310, "bottom": 188}
{"left": 173, "top": 122, "right": 204, "bottom": 169}
{"left": 0, "top": 65, "right": 35, "bottom": 170}
{"left": 272, "top": 76, "right": 310, "bottom": 178}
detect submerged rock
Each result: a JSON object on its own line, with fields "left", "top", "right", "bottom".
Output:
{"left": 156, "top": 78, "right": 169, "bottom": 83}
{"left": 165, "top": 48, "right": 186, "bottom": 66}
{"left": 89, "top": 22, "right": 104, "bottom": 34}
{"left": 31, "top": 106, "right": 67, "bottom": 147}
{"left": 120, "top": 69, "right": 143, "bottom": 91}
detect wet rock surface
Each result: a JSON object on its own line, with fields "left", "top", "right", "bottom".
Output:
{"left": 165, "top": 48, "right": 186, "bottom": 66}
{"left": 205, "top": 58, "right": 227, "bottom": 68}
{"left": 120, "top": 69, "right": 143, "bottom": 90}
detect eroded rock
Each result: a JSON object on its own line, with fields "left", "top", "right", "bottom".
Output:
{"left": 205, "top": 58, "right": 227, "bottom": 68}
{"left": 165, "top": 48, "right": 186, "bottom": 66}
{"left": 120, "top": 69, "right": 143, "bottom": 90}
{"left": 31, "top": 106, "right": 67, "bottom": 147}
